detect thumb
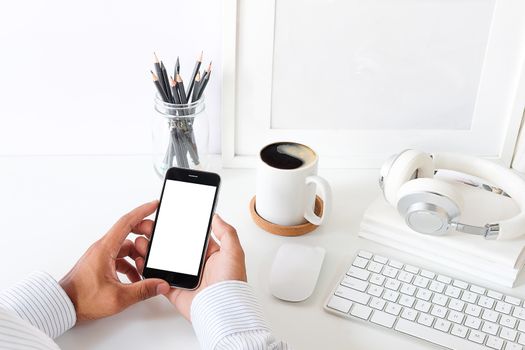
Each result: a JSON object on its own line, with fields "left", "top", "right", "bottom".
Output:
{"left": 212, "top": 214, "right": 242, "bottom": 252}
{"left": 125, "top": 278, "right": 170, "bottom": 303}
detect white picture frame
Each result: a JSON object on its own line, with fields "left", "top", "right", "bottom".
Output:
{"left": 222, "top": 0, "right": 525, "bottom": 168}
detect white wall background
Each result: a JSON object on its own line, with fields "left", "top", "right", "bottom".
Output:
{"left": 0, "top": 0, "right": 223, "bottom": 155}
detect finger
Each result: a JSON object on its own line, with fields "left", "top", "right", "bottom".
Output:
{"left": 135, "top": 256, "right": 145, "bottom": 274}
{"left": 135, "top": 236, "right": 150, "bottom": 257}
{"left": 211, "top": 214, "right": 242, "bottom": 252}
{"left": 123, "top": 278, "right": 170, "bottom": 305}
{"left": 132, "top": 219, "right": 155, "bottom": 238}
{"left": 115, "top": 258, "right": 141, "bottom": 283}
{"left": 117, "top": 239, "right": 141, "bottom": 260}
{"left": 102, "top": 200, "right": 158, "bottom": 252}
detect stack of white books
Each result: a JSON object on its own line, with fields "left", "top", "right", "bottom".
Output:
{"left": 359, "top": 181, "right": 525, "bottom": 287}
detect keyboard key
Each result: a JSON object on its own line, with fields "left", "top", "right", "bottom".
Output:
{"left": 450, "top": 324, "right": 468, "bottom": 338}
{"left": 367, "top": 261, "right": 383, "bottom": 273}
{"left": 506, "top": 343, "right": 523, "bottom": 350}
{"left": 429, "top": 281, "right": 445, "bottom": 293}
{"left": 470, "top": 285, "right": 486, "bottom": 295}
{"left": 432, "top": 293, "right": 449, "bottom": 306}
{"left": 388, "top": 260, "right": 403, "bottom": 269}
{"left": 487, "top": 290, "right": 503, "bottom": 300}
{"left": 447, "top": 311, "right": 465, "bottom": 324}
{"left": 367, "top": 285, "right": 384, "bottom": 297}
{"left": 436, "top": 275, "right": 452, "bottom": 284}
{"left": 335, "top": 286, "right": 370, "bottom": 305}
{"left": 482, "top": 321, "right": 499, "bottom": 335}
{"left": 404, "top": 265, "right": 419, "bottom": 274}
{"left": 431, "top": 305, "right": 447, "bottom": 319}
{"left": 519, "top": 333, "right": 525, "bottom": 345}
{"left": 461, "top": 291, "right": 478, "bottom": 304}
{"left": 507, "top": 296, "right": 522, "bottom": 306}
{"left": 383, "top": 290, "right": 399, "bottom": 303}
{"left": 514, "top": 307, "right": 525, "bottom": 320}
{"left": 381, "top": 266, "right": 399, "bottom": 279}
{"left": 370, "top": 273, "right": 385, "bottom": 286}
{"left": 434, "top": 318, "right": 451, "bottom": 332}
{"left": 341, "top": 276, "right": 369, "bottom": 292}
{"left": 398, "top": 271, "right": 414, "bottom": 283}
{"left": 486, "top": 335, "right": 504, "bottom": 350}
{"left": 414, "top": 276, "right": 430, "bottom": 288}
{"left": 370, "top": 297, "right": 386, "bottom": 310}
{"left": 416, "top": 288, "right": 432, "bottom": 301}
{"left": 445, "top": 285, "right": 461, "bottom": 298}
{"left": 353, "top": 256, "right": 368, "bottom": 268}
{"left": 373, "top": 255, "right": 388, "bottom": 264}
{"left": 465, "top": 303, "right": 482, "bottom": 317}
{"left": 399, "top": 295, "right": 415, "bottom": 308}
{"left": 385, "top": 302, "right": 402, "bottom": 316}
{"left": 350, "top": 303, "right": 372, "bottom": 320}
{"left": 519, "top": 320, "right": 525, "bottom": 332}
{"left": 358, "top": 250, "right": 373, "bottom": 259}
{"left": 327, "top": 296, "right": 353, "bottom": 313}
{"left": 371, "top": 310, "right": 396, "bottom": 328}
{"left": 468, "top": 329, "right": 486, "bottom": 344}
{"left": 453, "top": 280, "right": 468, "bottom": 289}
{"left": 400, "top": 283, "right": 416, "bottom": 296}
{"left": 346, "top": 266, "right": 370, "bottom": 280}
{"left": 401, "top": 308, "right": 418, "bottom": 321}
{"left": 500, "top": 326, "right": 518, "bottom": 342}
{"left": 420, "top": 270, "right": 435, "bottom": 279}
{"left": 465, "top": 315, "right": 482, "bottom": 329}
{"left": 478, "top": 296, "right": 494, "bottom": 309}
{"left": 385, "top": 278, "right": 401, "bottom": 291}
{"left": 415, "top": 300, "right": 432, "bottom": 313}
{"left": 449, "top": 299, "right": 465, "bottom": 312}
{"left": 417, "top": 313, "right": 434, "bottom": 327}
{"left": 482, "top": 309, "right": 500, "bottom": 323}
{"left": 495, "top": 301, "right": 512, "bottom": 315}
{"left": 500, "top": 315, "right": 517, "bottom": 328}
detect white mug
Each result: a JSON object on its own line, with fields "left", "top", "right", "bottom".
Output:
{"left": 255, "top": 142, "right": 332, "bottom": 226}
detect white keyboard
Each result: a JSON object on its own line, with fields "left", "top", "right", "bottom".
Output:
{"left": 325, "top": 250, "right": 525, "bottom": 350}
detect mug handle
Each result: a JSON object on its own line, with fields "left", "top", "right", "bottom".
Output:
{"left": 304, "top": 175, "right": 332, "bottom": 225}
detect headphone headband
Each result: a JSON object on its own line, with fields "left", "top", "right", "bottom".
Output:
{"left": 431, "top": 153, "right": 525, "bottom": 240}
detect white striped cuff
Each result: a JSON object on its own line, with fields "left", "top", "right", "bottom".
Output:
{"left": 191, "top": 281, "right": 270, "bottom": 350}
{"left": 0, "top": 271, "right": 76, "bottom": 339}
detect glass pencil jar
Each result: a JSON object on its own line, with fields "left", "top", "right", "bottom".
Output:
{"left": 152, "top": 96, "right": 209, "bottom": 177}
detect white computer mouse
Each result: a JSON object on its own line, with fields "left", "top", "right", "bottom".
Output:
{"left": 269, "top": 243, "right": 325, "bottom": 302}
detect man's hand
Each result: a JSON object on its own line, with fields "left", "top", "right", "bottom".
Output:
{"left": 59, "top": 201, "right": 170, "bottom": 321}
{"left": 134, "top": 214, "right": 247, "bottom": 321}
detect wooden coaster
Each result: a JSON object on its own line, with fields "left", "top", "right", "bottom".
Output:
{"left": 249, "top": 195, "right": 324, "bottom": 236}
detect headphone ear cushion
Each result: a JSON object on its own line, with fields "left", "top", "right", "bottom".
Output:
{"left": 397, "top": 178, "right": 463, "bottom": 234}
{"left": 383, "top": 150, "right": 434, "bottom": 206}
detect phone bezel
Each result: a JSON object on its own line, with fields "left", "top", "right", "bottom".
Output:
{"left": 142, "top": 167, "right": 221, "bottom": 290}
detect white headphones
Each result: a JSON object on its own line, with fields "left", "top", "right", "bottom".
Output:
{"left": 379, "top": 149, "right": 525, "bottom": 240}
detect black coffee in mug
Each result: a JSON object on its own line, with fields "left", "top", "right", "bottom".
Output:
{"left": 260, "top": 142, "right": 316, "bottom": 170}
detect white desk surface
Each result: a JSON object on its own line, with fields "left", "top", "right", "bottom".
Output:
{"left": 1, "top": 155, "right": 524, "bottom": 350}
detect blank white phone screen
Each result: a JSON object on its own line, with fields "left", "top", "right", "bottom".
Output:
{"left": 147, "top": 180, "right": 217, "bottom": 276}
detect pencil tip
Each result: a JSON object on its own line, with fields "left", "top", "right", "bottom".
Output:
{"left": 196, "top": 71, "right": 201, "bottom": 81}
{"left": 150, "top": 70, "right": 158, "bottom": 80}
{"left": 153, "top": 52, "right": 159, "bottom": 63}
{"left": 176, "top": 73, "right": 182, "bottom": 82}
{"left": 169, "top": 76, "right": 176, "bottom": 86}
{"left": 207, "top": 62, "right": 212, "bottom": 71}
{"left": 198, "top": 51, "right": 203, "bottom": 61}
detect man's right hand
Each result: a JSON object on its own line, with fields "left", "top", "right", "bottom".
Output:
{"left": 135, "top": 214, "right": 247, "bottom": 320}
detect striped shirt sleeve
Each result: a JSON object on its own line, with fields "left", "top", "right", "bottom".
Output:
{"left": 0, "top": 271, "right": 76, "bottom": 339}
{"left": 191, "top": 281, "right": 291, "bottom": 350}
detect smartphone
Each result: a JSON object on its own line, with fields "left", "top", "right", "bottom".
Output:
{"left": 143, "top": 167, "right": 221, "bottom": 289}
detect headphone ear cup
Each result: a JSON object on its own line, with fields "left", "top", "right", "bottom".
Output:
{"left": 382, "top": 150, "right": 434, "bottom": 206}
{"left": 397, "top": 178, "right": 463, "bottom": 235}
